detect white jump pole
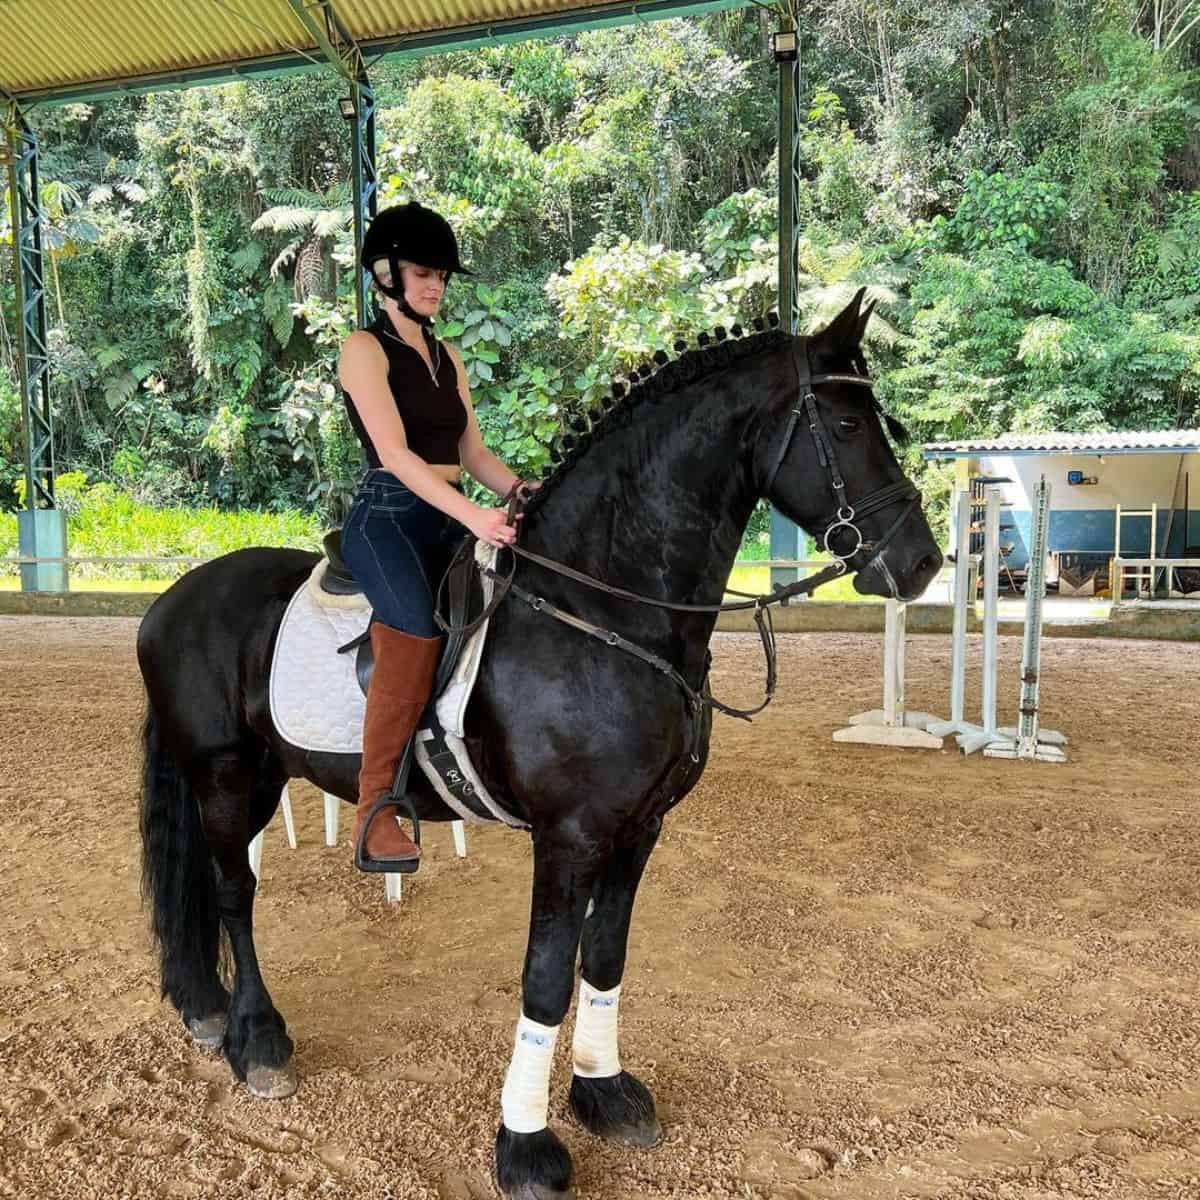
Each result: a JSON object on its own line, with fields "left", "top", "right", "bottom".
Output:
{"left": 280, "top": 783, "right": 297, "bottom": 849}
{"left": 323, "top": 791, "right": 340, "bottom": 846}
{"left": 985, "top": 476, "right": 1068, "bottom": 763}
{"left": 958, "top": 487, "right": 1003, "bottom": 755}
{"left": 832, "top": 598, "right": 943, "bottom": 749}
{"left": 927, "top": 490, "right": 974, "bottom": 743}
{"left": 248, "top": 828, "right": 264, "bottom": 879}
{"left": 927, "top": 486, "right": 1002, "bottom": 754}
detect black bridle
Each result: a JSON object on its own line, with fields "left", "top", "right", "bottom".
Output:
{"left": 433, "top": 335, "right": 923, "bottom": 781}
{"left": 761, "top": 338, "right": 921, "bottom": 582}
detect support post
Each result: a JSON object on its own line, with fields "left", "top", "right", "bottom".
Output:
{"left": 957, "top": 487, "right": 1001, "bottom": 755}
{"left": 769, "top": 21, "right": 808, "bottom": 598}
{"left": 985, "top": 477, "right": 1068, "bottom": 763}
{"left": 5, "top": 99, "right": 66, "bottom": 592}
{"left": 927, "top": 490, "right": 973, "bottom": 739}
{"left": 282, "top": 2, "right": 377, "bottom": 329}
{"left": 349, "top": 76, "right": 377, "bottom": 330}
{"left": 832, "top": 598, "right": 943, "bottom": 749}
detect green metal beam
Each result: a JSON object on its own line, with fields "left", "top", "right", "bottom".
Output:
{"left": 14, "top": 0, "right": 749, "bottom": 109}
{"left": 279, "top": 3, "right": 378, "bottom": 329}
{"left": 349, "top": 79, "right": 378, "bottom": 330}
{"left": 4, "top": 99, "right": 55, "bottom": 510}
{"left": 282, "top": 0, "right": 365, "bottom": 84}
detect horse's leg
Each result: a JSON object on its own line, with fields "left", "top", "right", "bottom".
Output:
{"left": 495, "top": 830, "right": 601, "bottom": 1200}
{"left": 569, "top": 820, "right": 662, "bottom": 1146}
{"left": 195, "top": 749, "right": 296, "bottom": 1099}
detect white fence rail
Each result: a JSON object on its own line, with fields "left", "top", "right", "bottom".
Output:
{"left": 0, "top": 554, "right": 840, "bottom": 589}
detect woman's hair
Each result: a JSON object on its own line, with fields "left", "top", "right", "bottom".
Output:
{"left": 368, "top": 258, "right": 414, "bottom": 297}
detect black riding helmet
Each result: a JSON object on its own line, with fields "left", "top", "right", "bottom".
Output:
{"left": 360, "top": 202, "right": 473, "bottom": 326}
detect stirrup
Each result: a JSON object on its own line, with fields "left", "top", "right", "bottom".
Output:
{"left": 354, "top": 743, "right": 422, "bottom": 874}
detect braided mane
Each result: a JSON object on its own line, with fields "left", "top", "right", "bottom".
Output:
{"left": 522, "top": 312, "right": 789, "bottom": 515}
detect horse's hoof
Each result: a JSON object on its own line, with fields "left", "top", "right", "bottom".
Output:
{"left": 569, "top": 1072, "right": 661, "bottom": 1146}
{"left": 187, "top": 1014, "right": 227, "bottom": 1049}
{"left": 510, "top": 1185, "right": 576, "bottom": 1200}
{"left": 604, "top": 1119, "right": 662, "bottom": 1147}
{"left": 246, "top": 1062, "right": 298, "bottom": 1099}
{"left": 495, "top": 1125, "right": 574, "bottom": 1200}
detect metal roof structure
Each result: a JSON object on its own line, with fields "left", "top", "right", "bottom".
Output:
{"left": 923, "top": 431, "right": 1200, "bottom": 459}
{"left": 1, "top": 0, "right": 742, "bottom": 106}
{"left": 4, "top": 0, "right": 812, "bottom": 592}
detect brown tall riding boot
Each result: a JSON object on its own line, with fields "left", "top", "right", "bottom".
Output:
{"left": 353, "top": 621, "right": 443, "bottom": 871}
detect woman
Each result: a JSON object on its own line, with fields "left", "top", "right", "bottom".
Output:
{"left": 337, "top": 200, "right": 535, "bottom": 873}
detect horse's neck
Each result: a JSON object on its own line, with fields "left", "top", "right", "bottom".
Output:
{"left": 522, "top": 375, "right": 762, "bottom": 653}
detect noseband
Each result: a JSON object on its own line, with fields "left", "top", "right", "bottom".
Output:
{"left": 761, "top": 337, "right": 920, "bottom": 579}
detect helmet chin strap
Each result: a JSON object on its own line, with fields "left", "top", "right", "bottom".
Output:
{"left": 376, "top": 252, "right": 438, "bottom": 328}
{"left": 398, "top": 296, "right": 433, "bottom": 329}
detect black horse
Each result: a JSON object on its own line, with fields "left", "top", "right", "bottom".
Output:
{"left": 138, "top": 291, "right": 941, "bottom": 1199}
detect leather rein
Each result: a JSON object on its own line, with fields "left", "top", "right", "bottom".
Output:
{"left": 434, "top": 336, "right": 920, "bottom": 741}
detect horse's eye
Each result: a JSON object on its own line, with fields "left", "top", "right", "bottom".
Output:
{"left": 839, "top": 416, "right": 862, "bottom": 434}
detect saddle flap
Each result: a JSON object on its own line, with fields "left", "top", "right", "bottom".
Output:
{"left": 434, "top": 535, "right": 486, "bottom": 696}
{"left": 321, "top": 528, "right": 359, "bottom": 592}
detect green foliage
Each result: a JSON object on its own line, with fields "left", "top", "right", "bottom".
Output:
{"left": 476, "top": 366, "right": 560, "bottom": 482}
{"left": 0, "top": 371, "right": 24, "bottom": 509}
{"left": 564, "top": 23, "right": 756, "bottom": 246}
{"left": 0, "top": 473, "right": 322, "bottom": 581}
{"left": 5, "top": 10, "right": 1200, "bottom": 565}
{"left": 1030, "top": 28, "right": 1200, "bottom": 294}
{"left": 802, "top": 90, "right": 874, "bottom": 234}
{"left": 437, "top": 280, "right": 516, "bottom": 400}
{"left": 942, "top": 165, "right": 1067, "bottom": 256}
{"left": 1129, "top": 192, "right": 1200, "bottom": 315}
{"left": 697, "top": 188, "right": 781, "bottom": 277}
{"left": 545, "top": 236, "right": 711, "bottom": 362}
{"left": 889, "top": 247, "right": 1200, "bottom": 438}
{"left": 390, "top": 76, "right": 540, "bottom": 219}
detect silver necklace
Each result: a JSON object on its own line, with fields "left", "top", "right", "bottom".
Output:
{"left": 381, "top": 317, "right": 442, "bottom": 386}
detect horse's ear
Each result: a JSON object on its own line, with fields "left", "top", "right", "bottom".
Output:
{"left": 815, "top": 286, "right": 868, "bottom": 350}
{"left": 856, "top": 296, "right": 877, "bottom": 344}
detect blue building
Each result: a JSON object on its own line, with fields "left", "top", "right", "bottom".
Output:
{"left": 922, "top": 431, "right": 1200, "bottom": 587}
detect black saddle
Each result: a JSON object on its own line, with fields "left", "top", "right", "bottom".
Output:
{"left": 322, "top": 528, "right": 486, "bottom": 700}
{"left": 320, "top": 530, "right": 361, "bottom": 595}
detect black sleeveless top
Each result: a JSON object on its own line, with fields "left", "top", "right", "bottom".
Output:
{"left": 344, "top": 310, "right": 467, "bottom": 467}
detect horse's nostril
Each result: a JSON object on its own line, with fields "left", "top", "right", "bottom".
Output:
{"left": 916, "top": 551, "right": 942, "bottom": 578}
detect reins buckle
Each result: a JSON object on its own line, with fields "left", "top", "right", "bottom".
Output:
{"left": 530, "top": 595, "right": 546, "bottom": 612}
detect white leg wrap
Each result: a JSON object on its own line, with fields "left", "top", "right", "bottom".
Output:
{"left": 500, "top": 1015, "right": 560, "bottom": 1134}
{"left": 572, "top": 980, "right": 621, "bottom": 1079}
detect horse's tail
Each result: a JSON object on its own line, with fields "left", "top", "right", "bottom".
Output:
{"left": 139, "top": 700, "right": 228, "bottom": 1020}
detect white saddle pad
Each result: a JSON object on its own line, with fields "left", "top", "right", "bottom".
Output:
{"left": 269, "top": 561, "right": 371, "bottom": 754}
{"left": 268, "top": 548, "right": 526, "bottom": 828}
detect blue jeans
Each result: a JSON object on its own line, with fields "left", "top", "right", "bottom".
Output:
{"left": 341, "top": 469, "right": 468, "bottom": 636}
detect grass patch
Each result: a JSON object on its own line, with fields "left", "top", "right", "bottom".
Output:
{"left": 2, "top": 485, "right": 861, "bottom": 600}
{"left": 1, "top": 480, "right": 322, "bottom": 583}
{"left": 0, "top": 576, "right": 173, "bottom": 593}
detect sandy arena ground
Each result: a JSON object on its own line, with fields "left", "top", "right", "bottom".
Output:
{"left": 1, "top": 616, "right": 1199, "bottom": 1200}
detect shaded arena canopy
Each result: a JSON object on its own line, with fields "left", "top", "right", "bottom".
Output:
{"left": 2, "top": 0, "right": 811, "bottom": 594}
{"left": 0, "top": 0, "right": 739, "bottom": 105}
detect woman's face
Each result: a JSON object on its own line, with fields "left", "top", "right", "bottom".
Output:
{"left": 372, "top": 259, "right": 448, "bottom": 317}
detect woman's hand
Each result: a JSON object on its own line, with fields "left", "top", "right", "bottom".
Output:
{"left": 469, "top": 505, "right": 521, "bottom": 548}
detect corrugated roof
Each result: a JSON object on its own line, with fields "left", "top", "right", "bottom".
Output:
{"left": 923, "top": 430, "right": 1200, "bottom": 458}
{"left": 1, "top": 0, "right": 741, "bottom": 105}
{"left": 1, "top": 0, "right": 307, "bottom": 97}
